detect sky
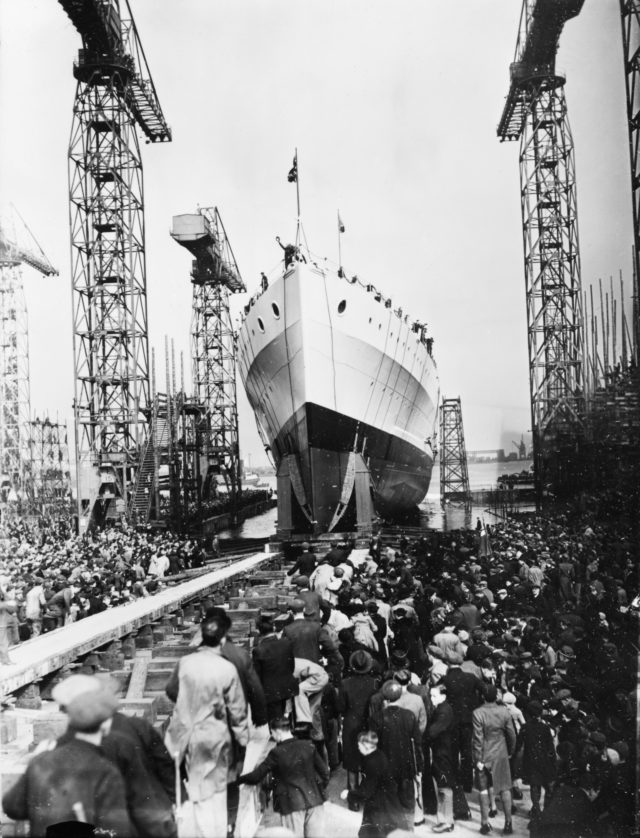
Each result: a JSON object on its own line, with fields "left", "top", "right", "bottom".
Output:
{"left": 0, "top": 0, "right": 633, "bottom": 468}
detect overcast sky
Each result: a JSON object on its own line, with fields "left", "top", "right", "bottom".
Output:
{"left": 0, "top": 0, "right": 633, "bottom": 467}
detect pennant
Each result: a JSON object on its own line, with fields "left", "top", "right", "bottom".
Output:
{"left": 338, "top": 213, "right": 345, "bottom": 233}
{"left": 287, "top": 154, "right": 298, "bottom": 183}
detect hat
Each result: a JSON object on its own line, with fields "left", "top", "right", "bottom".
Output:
{"left": 612, "top": 741, "right": 629, "bottom": 761}
{"left": 502, "top": 692, "right": 517, "bottom": 705}
{"left": 333, "top": 567, "right": 345, "bottom": 578}
{"left": 393, "top": 669, "right": 411, "bottom": 685}
{"left": 301, "top": 542, "right": 310, "bottom": 550}
{"left": 519, "top": 651, "right": 533, "bottom": 661}
{"left": 273, "top": 613, "right": 290, "bottom": 629}
{"left": 446, "top": 650, "right": 463, "bottom": 665}
{"left": 555, "top": 689, "right": 572, "bottom": 701}
{"left": 290, "top": 598, "right": 306, "bottom": 613}
{"left": 457, "top": 629, "right": 469, "bottom": 643}
{"left": 66, "top": 688, "right": 118, "bottom": 731}
{"left": 294, "top": 575, "right": 309, "bottom": 588}
{"left": 349, "top": 650, "right": 374, "bottom": 674}
{"left": 590, "top": 731, "right": 607, "bottom": 747}
{"left": 382, "top": 681, "right": 402, "bottom": 702}
{"left": 390, "top": 648, "right": 408, "bottom": 666}
{"left": 558, "top": 645, "right": 575, "bottom": 659}
{"left": 52, "top": 674, "right": 103, "bottom": 708}
{"left": 528, "top": 700, "right": 543, "bottom": 718}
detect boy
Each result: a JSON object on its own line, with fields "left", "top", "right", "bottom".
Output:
{"left": 239, "top": 716, "right": 328, "bottom": 838}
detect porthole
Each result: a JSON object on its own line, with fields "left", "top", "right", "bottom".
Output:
{"left": 257, "top": 317, "right": 265, "bottom": 333}
{"left": 337, "top": 299, "right": 347, "bottom": 315}
{"left": 271, "top": 302, "right": 280, "bottom": 319}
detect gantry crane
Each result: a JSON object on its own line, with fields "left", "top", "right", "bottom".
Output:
{"left": 57, "top": 0, "right": 171, "bottom": 530}
{"left": 171, "top": 208, "right": 245, "bottom": 510}
{"left": 439, "top": 397, "right": 471, "bottom": 508}
{"left": 620, "top": 2, "right": 640, "bottom": 358}
{"left": 498, "top": 0, "right": 585, "bottom": 503}
{"left": 0, "top": 207, "right": 57, "bottom": 509}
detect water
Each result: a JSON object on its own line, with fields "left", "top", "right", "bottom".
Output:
{"left": 219, "top": 460, "right": 534, "bottom": 538}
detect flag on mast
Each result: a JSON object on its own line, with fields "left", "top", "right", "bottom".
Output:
{"left": 287, "top": 154, "right": 298, "bottom": 183}
{"left": 338, "top": 213, "right": 345, "bottom": 233}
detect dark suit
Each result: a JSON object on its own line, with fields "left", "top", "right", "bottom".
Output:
{"left": 442, "top": 665, "right": 483, "bottom": 791}
{"left": 221, "top": 638, "right": 268, "bottom": 726}
{"left": 426, "top": 701, "right": 456, "bottom": 788}
{"left": 252, "top": 634, "right": 298, "bottom": 720}
{"left": 349, "top": 749, "right": 406, "bottom": 838}
{"left": 2, "top": 738, "right": 132, "bottom": 838}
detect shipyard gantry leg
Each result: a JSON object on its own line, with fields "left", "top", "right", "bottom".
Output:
{"left": 0, "top": 208, "right": 58, "bottom": 512}
{"left": 498, "top": 0, "right": 585, "bottom": 504}
{"left": 171, "top": 208, "right": 245, "bottom": 510}
{"left": 439, "top": 397, "right": 471, "bottom": 507}
{"left": 27, "top": 418, "right": 72, "bottom": 521}
{"left": 59, "top": 0, "right": 171, "bottom": 530}
{"left": 620, "top": 0, "right": 640, "bottom": 353}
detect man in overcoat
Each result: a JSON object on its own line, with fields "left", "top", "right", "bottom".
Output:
{"left": 338, "top": 650, "right": 378, "bottom": 806}
{"left": 472, "top": 684, "right": 517, "bottom": 835}
{"left": 521, "top": 700, "right": 557, "bottom": 820}
{"left": 252, "top": 615, "right": 299, "bottom": 721}
{"left": 426, "top": 683, "right": 456, "bottom": 832}
{"left": 165, "top": 614, "right": 249, "bottom": 838}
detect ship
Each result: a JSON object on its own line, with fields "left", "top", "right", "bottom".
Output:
{"left": 237, "top": 239, "right": 440, "bottom": 534}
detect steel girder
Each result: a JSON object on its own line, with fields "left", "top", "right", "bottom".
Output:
{"left": 439, "top": 397, "right": 471, "bottom": 506}
{"left": 69, "top": 68, "right": 149, "bottom": 507}
{"left": 0, "top": 267, "right": 31, "bottom": 501}
{"left": 519, "top": 85, "right": 584, "bottom": 445}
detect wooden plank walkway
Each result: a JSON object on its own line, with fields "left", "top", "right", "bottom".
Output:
{"left": 0, "top": 552, "right": 274, "bottom": 699}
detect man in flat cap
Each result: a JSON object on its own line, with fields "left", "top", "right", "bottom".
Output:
{"left": 3, "top": 682, "right": 132, "bottom": 837}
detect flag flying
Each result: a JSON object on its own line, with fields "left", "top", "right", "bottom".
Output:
{"left": 287, "top": 154, "right": 298, "bottom": 183}
{"left": 338, "top": 213, "right": 345, "bottom": 233}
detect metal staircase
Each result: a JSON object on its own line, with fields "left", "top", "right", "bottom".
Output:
{"left": 128, "top": 394, "right": 170, "bottom": 523}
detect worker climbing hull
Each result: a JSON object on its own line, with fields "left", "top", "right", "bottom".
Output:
{"left": 237, "top": 258, "right": 440, "bottom": 533}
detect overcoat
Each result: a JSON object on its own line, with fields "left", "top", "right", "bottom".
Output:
{"left": 349, "top": 749, "right": 407, "bottom": 838}
{"left": 338, "top": 673, "right": 378, "bottom": 770}
{"left": 521, "top": 718, "right": 557, "bottom": 786}
{"left": 426, "top": 701, "right": 457, "bottom": 788}
{"left": 252, "top": 634, "right": 298, "bottom": 704}
{"left": 164, "top": 646, "right": 248, "bottom": 800}
{"left": 472, "top": 701, "right": 517, "bottom": 794}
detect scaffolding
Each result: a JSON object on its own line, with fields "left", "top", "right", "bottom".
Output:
{"left": 171, "top": 208, "right": 245, "bottom": 509}
{"left": 498, "top": 0, "right": 585, "bottom": 503}
{"left": 439, "top": 397, "right": 471, "bottom": 507}
{"left": 60, "top": 0, "right": 171, "bottom": 530}
{"left": 27, "top": 418, "right": 72, "bottom": 521}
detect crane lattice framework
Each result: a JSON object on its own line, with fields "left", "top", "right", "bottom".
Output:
{"left": 0, "top": 208, "right": 58, "bottom": 508}
{"left": 58, "top": 0, "right": 171, "bottom": 528}
{"left": 28, "top": 418, "right": 72, "bottom": 521}
{"left": 498, "top": 0, "right": 585, "bottom": 502}
{"left": 620, "top": 0, "right": 640, "bottom": 354}
{"left": 171, "top": 208, "right": 246, "bottom": 506}
{"left": 439, "top": 397, "right": 471, "bottom": 507}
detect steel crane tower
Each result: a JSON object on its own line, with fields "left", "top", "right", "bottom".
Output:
{"left": 171, "top": 208, "right": 245, "bottom": 507}
{"left": 0, "top": 208, "right": 58, "bottom": 508}
{"left": 58, "top": 0, "right": 171, "bottom": 529}
{"left": 620, "top": 1, "right": 640, "bottom": 356}
{"left": 498, "top": 0, "right": 586, "bottom": 503}
{"left": 439, "top": 397, "right": 471, "bottom": 508}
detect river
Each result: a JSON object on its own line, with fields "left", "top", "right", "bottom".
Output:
{"left": 220, "top": 459, "right": 534, "bottom": 538}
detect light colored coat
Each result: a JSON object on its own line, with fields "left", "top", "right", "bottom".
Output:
{"left": 472, "top": 701, "right": 517, "bottom": 794}
{"left": 165, "top": 647, "right": 248, "bottom": 800}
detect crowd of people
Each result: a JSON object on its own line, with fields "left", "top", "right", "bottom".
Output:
{"left": 1, "top": 504, "right": 637, "bottom": 838}
{"left": 0, "top": 520, "right": 208, "bottom": 662}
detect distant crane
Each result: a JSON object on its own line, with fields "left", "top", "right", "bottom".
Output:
{"left": 0, "top": 207, "right": 57, "bottom": 507}
{"left": 497, "top": 0, "right": 585, "bottom": 503}
{"left": 512, "top": 436, "right": 527, "bottom": 459}
{"left": 171, "top": 208, "right": 245, "bottom": 509}
{"left": 57, "top": 0, "right": 171, "bottom": 530}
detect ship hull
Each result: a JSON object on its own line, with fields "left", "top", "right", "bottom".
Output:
{"left": 237, "top": 261, "right": 439, "bottom": 532}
